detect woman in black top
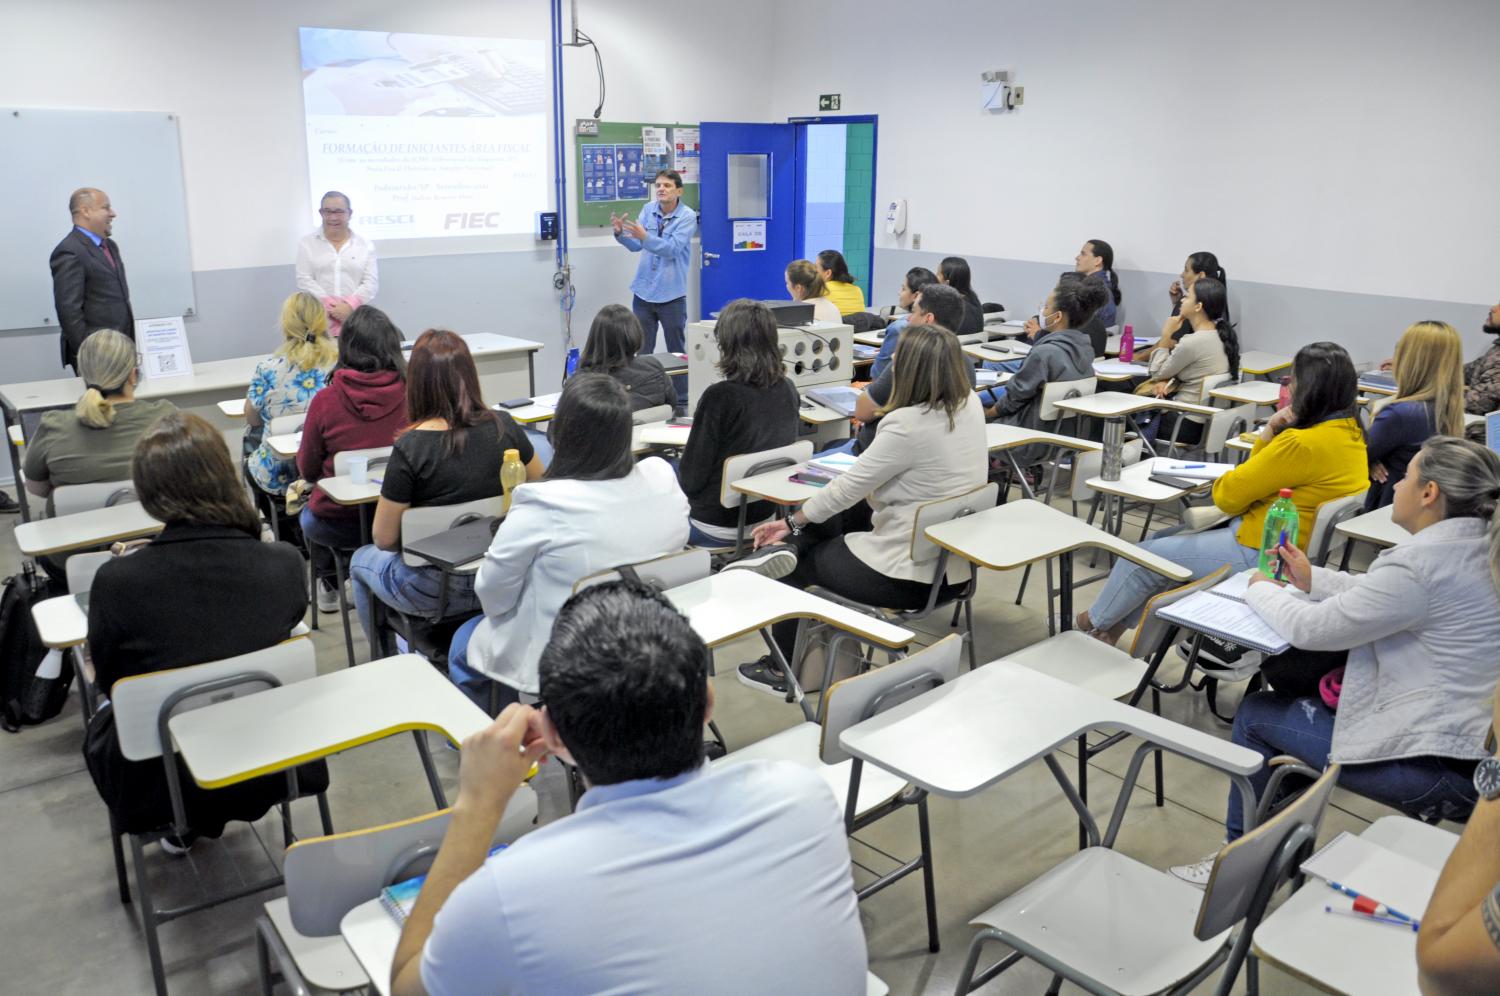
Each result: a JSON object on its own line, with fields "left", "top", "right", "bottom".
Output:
{"left": 1157, "top": 250, "right": 1228, "bottom": 349}
{"left": 349, "top": 329, "right": 543, "bottom": 653}
{"left": 83, "top": 411, "right": 328, "bottom": 839}
{"left": 577, "top": 304, "right": 683, "bottom": 415}
{"left": 678, "top": 299, "right": 800, "bottom": 547}
{"left": 938, "top": 256, "right": 985, "bottom": 334}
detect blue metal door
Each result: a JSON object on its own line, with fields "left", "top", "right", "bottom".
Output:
{"left": 698, "top": 122, "right": 797, "bottom": 315}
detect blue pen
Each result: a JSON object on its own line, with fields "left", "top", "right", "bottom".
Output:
{"left": 1173, "top": 463, "right": 1206, "bottom": 469}
{"left": 1323, "top": 906, "right": 1418, "bottom": 931}
{"left": 1273, "top": 528, "right": 1287, "bottom": 581}
{"left": 1326, "top": 880, "right": 1419, "bottom": 925}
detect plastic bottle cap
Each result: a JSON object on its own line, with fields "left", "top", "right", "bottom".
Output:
{"left": 1279, "top": 488, "right": 1293, "bottom": 497}
{"left": 503, "top": 448, "right": 520, "bottom": 461}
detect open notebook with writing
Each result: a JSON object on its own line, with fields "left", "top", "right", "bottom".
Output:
{"left": 1158, "top": 582, "right": 1292, "bottom": 654}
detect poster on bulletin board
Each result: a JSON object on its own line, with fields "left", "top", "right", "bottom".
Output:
{"left": 575, "top": 121, "right": 700, "bottom": 227}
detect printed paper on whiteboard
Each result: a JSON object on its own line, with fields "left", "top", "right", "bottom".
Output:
{"left": 135, "top": 317, "right": 193, "bottom": 381}
{"left": 733, "top": 220, "right": 766, "bottom": 252}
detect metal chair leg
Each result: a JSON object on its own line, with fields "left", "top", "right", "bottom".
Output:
{"left": 413, "top": 731, "right": 447, "bottom": 808}
{"left": 110, "top": 809, "right": 131, "bottom": 905}
{"left": 131, "top": 834, "right": 170, "bottom": 996}
{"left": 918, "top": 794, "right": 940, "bottom": 953}
{"left": 316, "top": 792, "right": 334, "bottom": 837}
{"left": 331, "top": 548, "right": 357, "bottom": 669}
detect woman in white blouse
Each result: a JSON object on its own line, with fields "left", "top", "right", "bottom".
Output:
{"left": 295, "top": 190, "right": 379, "bottom": 334}
{"left": 785, "top": 259, "right": 842, "bottom": 324}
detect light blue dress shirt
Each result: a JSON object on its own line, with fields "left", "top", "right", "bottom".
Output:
{"left": 869, "top": 314, "right": 909, "bottom": 379}
{"left": 615, "top": 199, "right": 696, "bottom": 304}
{"left": 420, "top": 760, "right": 868, "bottom": 996}
{"left": 74, "top": 225, "right": 103, "bottom": 247}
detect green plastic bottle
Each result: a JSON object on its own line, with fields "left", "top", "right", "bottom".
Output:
{"left": 1258, "top": 488, "right": 1299, "bottom": 577}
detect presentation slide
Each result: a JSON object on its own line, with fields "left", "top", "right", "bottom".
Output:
{"left": 299, "top": 27, "right": 548, "bottom": 240}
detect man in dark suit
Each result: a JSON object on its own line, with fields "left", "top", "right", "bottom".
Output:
{"left": 49, "top": 187, "right": 134, "bottom": 373}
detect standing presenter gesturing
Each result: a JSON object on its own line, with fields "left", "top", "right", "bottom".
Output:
{"left": 611, "top": 169, "right": 696, "bottom": 355}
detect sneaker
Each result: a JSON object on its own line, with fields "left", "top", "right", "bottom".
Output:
{"left": 720, "top": 543, "right": 799, "bottom": 580}
{"left": 159, "top": 832, "right": 199, "bottom": 857}
{"left": 316, "top": 578, "right": 339, "bottom": 613}
{"left": 0, "top": 491, "right": 19, "bottom": 514}
{"left": 1169, "top": 852, "right": 1219, "bottom": 888}
{"left": 737, "top": 656, "right": 790, "bottom": 697}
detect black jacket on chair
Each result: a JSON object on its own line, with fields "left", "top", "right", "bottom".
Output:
{"left": 49, "top": 228, "right": 135, "bottom": 371}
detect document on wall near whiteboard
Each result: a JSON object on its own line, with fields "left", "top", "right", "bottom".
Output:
{"left": 672, "top": 127, "right": 700, "bottom": 183}
{"left": 135, "top": 316, "right": 194, "bottom": 380}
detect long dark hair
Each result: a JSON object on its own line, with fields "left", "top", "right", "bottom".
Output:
{"left": 403, "top": 329, "right": 495, "bottom": 454}
{"left": 133, "top": 411, "right": 261, "bottom": 536}
{"left": 338, "top": 306, "right": 407, "bottom": 377}
{"left": 545, "top": 373, "right": 634, "bottom": 482}
{"left": 904, "top": 266, "right": 938, "bottom": 300}
{"left": 1190, "top": 278, "right": 1241, "bottom": 378}
{"left": 1084, "top": 239, "right": 1122, "bottom": 306}
{"left": 1290, "top": 341, "right": 1358, "bottom": 428}
{"left": 578, "top": 304, "right": 643, "bottom": 374}
{"left": 817, "top": 249, "right": 856, "bottom": 285}
{"left": 714, "top": 299, "right": 784, "bottom": 389}
{"left": 939, "top": 256, "right": 981, "bottom": 306}
{"left": 1186, "top": 250, "right": 1230, "bottom": 322}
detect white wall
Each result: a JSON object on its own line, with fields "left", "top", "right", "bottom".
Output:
{"left": 764, "top": 0, "right": 1500, "bottom": 306}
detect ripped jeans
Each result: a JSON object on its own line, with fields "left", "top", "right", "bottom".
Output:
{"left": 1226, "top": 691, "right": 1479, "bottom": 839}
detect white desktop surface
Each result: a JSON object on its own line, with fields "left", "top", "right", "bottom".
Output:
{"left": 664, "top": 570, "right": 913, "bottom": 651}
{"left": 14, "top": 502, "right": 161, "bottom": 557}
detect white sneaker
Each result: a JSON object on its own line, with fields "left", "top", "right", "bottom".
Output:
{"left": 1169, "top": 853, "right": 1219, "bottom": 888}
{"left": 316, "top": 579, "right": 339, "bottom": 613}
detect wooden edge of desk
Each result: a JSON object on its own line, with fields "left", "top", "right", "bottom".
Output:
{"left": 701, "top": 609, "right": 914, "bottom": 652}
{"left": 926, "top": 532, "right": 1192, "bottom": 583}
{"left": 172, "top": 719, "right": 461, "bottom": 789}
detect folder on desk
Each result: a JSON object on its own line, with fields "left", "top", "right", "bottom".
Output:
{"left": 1160, "top": 589, "right": 1291, "bottom": 654}
{"left": 1301, "top": 831, "right": 1440, "bottom": 920}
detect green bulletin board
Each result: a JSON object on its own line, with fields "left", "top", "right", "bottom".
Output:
{"left": 575, "top": 121, "right": 700, "bottom": 228}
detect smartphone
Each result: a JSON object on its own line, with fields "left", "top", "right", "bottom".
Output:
{"left": 497, "top": 397, "right": 534, "bottom": 409}
{"left": 564, "top": 346, "right": 580, "bottom": 379}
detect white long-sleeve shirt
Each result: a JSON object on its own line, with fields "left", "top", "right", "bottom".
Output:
{"left": 295, "top": 229, "right": 378, "bottom": 304}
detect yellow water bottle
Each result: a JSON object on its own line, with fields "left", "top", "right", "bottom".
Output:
{"left": 500, "top": 448, "right": 526, "bottom": 515}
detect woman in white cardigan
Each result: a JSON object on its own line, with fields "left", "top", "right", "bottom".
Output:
{"left": 1172, "top": 436, "right": 1500, "bottom": 884}
{"left": 729, "top": 324, "right": 989, "bottom": 695}
{"left": 446, "top": 373, "right": 689, "bottom": 709}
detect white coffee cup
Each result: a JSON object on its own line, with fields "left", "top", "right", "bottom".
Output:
{"left": 347, "top": 455, "right": 370, "bottom": 485}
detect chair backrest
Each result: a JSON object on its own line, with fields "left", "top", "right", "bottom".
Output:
{"left": 1197, "top": 372, "right": 1234, "bottom": 405}
{"left": 268, "top": 412, "right": 307, "bottom": 436}
{"left": 1307, "top": 492, "right": 1370, "bottom": 567}
{"left": 110, "top": 638, "right": 317, "bottom": 761}
{"left": 1202, "top": 403, "right": 1257, "bottom": 456}
{"left": 400, "top": 496, "right": 505, "bottom": 567}
{"left": 632, "top": 404, "right": 673, "bottom": 426}
{"left": 1195, "top": 764, "right": 1341, "bottom": 939}
{"left": 1069, "top": 440, "right": 1144, "bottom": 501}
{"left": 719, "top": 439, "right": 814, "bottom": 509}
{"left": 573, "top": 548, "right": 712, "bottom": 594}
{"left": 1039, "top": 376, "right": 1098, "bottom": 423}
{"left": 909, "top": 483, "right": 999, "bottom": 566}
{"left": 332, "top": 446, "right": 394, "bottom": 476}
{"left": 49, "top": 480, "right": 137, "bottom": 518}
{"left": 1127, "top": 565, "right": 1232, "bottom": 660}
{"left": 65, "top": 550, "right": 113, "bottom": 595}
{"left": 819, "top": 634, "right": 964, "bottom": 765}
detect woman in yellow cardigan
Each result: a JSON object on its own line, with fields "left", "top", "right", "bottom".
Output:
{"left": 1077, "top": 341, "right": 1369, "bottom": 643}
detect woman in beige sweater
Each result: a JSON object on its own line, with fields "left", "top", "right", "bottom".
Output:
{"left": 1140, "top": 277, "right": 1239, "bottom": 446}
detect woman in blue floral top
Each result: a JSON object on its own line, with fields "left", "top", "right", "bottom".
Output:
{"left": 245, "top": 292, "right": 338, "bottom": 498}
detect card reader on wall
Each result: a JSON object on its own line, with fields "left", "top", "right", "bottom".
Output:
{"left": 535, "top": 211, "right": 559, "bottom": 241}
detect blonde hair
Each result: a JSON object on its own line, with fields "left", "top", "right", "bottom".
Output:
{"left": 1392, "top": 320, "right": 1464, "bottom": 438}
{"left": 882, "top": 324, "right": 972, "bottom": 430}
{"left": 74, "top": 328, "right": 137, "bottom": 429}
{"left": 276, "top": 292, "right": 337, "bottom": 371}
{"left": 785, "top": 260, "right": 827, "bottom": 300}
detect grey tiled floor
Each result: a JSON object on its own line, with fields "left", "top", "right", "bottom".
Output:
{"left": 0, "top": 498, "right": 1387, "bottom": 994}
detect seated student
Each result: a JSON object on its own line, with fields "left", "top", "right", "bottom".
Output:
{"left": 1169, "top": 437, "right": 1500, "bottom": 885}
{"left": 817, "top": 248, "right": 866, "bottom": 315}
{"left": 576, "top": 303, "right": 683, "bottom": 416}
{"left": 938, "top": 255, "right": 986, "bottom": 334}
{"left": 82, "top": 411, "right": 327, "bottom": 845}
{"left": 678, "top": 299, "right": 800, "bottom": 548}
{"left": 1417, "top": 690, "right": 1500, "bottom": 995}
{"left": 784, "top": 259, "right": 841, "bottom": 323}
{"left": 1077, "top": 341, "right": 1369, "bottom": 644}
{"left": 982, "top": 272, "right": 1111, "bottom": 378}
{"left": 390, "top": 581, "right": 869, "bottom": 996}
{"left": 1136, "top": 276, "right": 1239, "bottom": 445}
{"left": 1074, "top": 238, "right": 1121, "bottom": 328}
{"left": 1461, "top": 300, "right": 1500, "bottom": 440}
{"left": 446, "top": 374, "right": 690, "bottom": 710}
{"left": 1154, "top": 250, "right": 1228, "bottom": 351}
{"left": 349, "top": 329, "right": 543, "bottom": 652}
{"left": 23, "top": 328, "right": 175, "bottom": 505}
{"left": 730, "top": 324, "right": 987, "bottom": 695}
{"left": 869, "top": 265, "right": 938, "bottom": 379}
{"left": 244, "top": 292, "right": 338, "bottom": 519}
{"left": 297, "top": 306, "right": 408, "bottom": 612}
{"left": 1365, "top": 320, "right": 1464, "bottom": 510}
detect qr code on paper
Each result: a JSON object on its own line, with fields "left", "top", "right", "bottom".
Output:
{"left": 157, "top": 354, "right": 178, "bottom": 373}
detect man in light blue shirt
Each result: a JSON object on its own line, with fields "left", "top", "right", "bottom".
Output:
{"left": 391, "top": 581, "right": 868, "bottom": 996}
{"left": 869, "top": 264, "right": 939, "bottom": 379}
{"left": 612, "top": 170, "right": 697, "bottom": 354}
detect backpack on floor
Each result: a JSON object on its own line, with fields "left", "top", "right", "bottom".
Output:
{"left": 0, "top": 561, "right": 71, "bottom": 732}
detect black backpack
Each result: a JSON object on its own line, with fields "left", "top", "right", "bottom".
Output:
{"left": 0, "top": 561, "right": 72, "bottom": 732}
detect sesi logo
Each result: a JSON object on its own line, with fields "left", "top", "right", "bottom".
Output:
{"left": 445, "top": 212, "right": 503, "bottom": 229}
{"left": 360, "top": 215, "right": 416, "bottom": 225}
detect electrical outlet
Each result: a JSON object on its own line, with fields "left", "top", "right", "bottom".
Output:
{"left": 912, "top": 233, "right": 922, "bottom": 250}
{"left": 1012, "top": 86, "right": 1025, "bottom": 106}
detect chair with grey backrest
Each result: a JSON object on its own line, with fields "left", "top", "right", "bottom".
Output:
{"left": 255, "top": 794, "right": 538, "bottom": 995}
{"left": 632, "top": 404, "right": 673, "bottom": 425}
{"left": 1198, "top": 401, "right": 1257, "bottom": 462}
{"left": 716, "top": 634, "right": 964, "bottom": 955}
{"left": 315, "top": 447, "right": 393, "bottom": 667}
{"left": 1038, "top": 376, "right": 1097, "bottom": 439}
{"left": 106, "top": 639, "right": 332, "bottom": 996}
{"left": 250, "top": 413, "right": 307, "bottom": 545}
{"left": 48, "top": 479, "right": 137, "bottom": 519}
{"left": 1306, "top": 491, "right": 1369, "bottom": 568}
{"left": 708, "top": 439, "right": 814, "bottom": 556}
{"left": 1157, "top": 373, "right": 1235, "bottom": 455}
{"left": 64, "top": 550, "right": 112, "bottom": 722}
{"left": 954, "top": 757, "right": 1340, "bottom": 996}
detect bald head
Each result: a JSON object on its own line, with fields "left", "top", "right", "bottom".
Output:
{"left": 70, "top": 188, "right": 115, "bottom": 238}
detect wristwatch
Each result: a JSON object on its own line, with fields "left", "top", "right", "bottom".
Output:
{"left": 784, "top": 513, "right": 803, "bottom": 537}
{"left": 1474, "top": 756, "right": 1500, "bottom": 801}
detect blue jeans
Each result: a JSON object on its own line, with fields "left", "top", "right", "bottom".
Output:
{"left": 1086, "top": 521, "right": 1260, "bottom": 630}
{"left": 1226, "top": 691, "right": 1479, "bottom": 839}
{"left": 349, "top": 545, "right": 479, "bottom": 655}
{"left": 817, "top": 438, "right": 857, "bottom": 457}
{"left": 632, "top": 295, "right": 688, "bottom": 354}
{"left": 688, "top": 520, "right": 737, "bottom": 549}
{"left": 299, "top": 506, "right": 363, "bottom": 582}
{"left": 446, "top": 615, "right": 521, "bottom": 713}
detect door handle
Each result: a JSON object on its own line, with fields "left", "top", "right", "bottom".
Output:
{"left": 702, "top": 250, "right": 720, "bottom": 269}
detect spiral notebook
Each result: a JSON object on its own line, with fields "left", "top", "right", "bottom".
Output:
{"left": 379, "top": 844, "right": 507, "bottom": 925}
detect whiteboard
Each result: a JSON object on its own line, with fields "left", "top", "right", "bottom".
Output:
{"left": 0, "top": 108, "right": 196, "bottom": 332}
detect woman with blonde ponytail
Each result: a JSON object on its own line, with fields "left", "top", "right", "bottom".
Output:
{"left": 1365, "top": 320, "right": 1466, "bottom": 510}
{"left": 1168, "top": 435, "right": 1500, "bottom": 884}
{"left": 244, "top": 292, "right": 338, "bottom": 506}
{"left": 23, "top": 328, "right": 176, "bottom": 501}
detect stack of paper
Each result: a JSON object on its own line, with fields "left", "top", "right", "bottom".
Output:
{"left": 1093, "top": 359, "right": 1150, "bottom": 377}
{"left": 804, "top": 386, "right": 862, "bottom": 417}
{"left": 1149, "top": 458, "right": 1237, "bottom": 481}
{"left": 791, "top": 450, "right": 858, "bottom": 487}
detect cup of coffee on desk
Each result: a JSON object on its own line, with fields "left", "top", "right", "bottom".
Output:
{"left": 347, "top": 455, "right": 370, "bottom": 485}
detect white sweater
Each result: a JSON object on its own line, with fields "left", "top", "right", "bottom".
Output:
{"left": 465, "top": 458, "right": 690, "bottom": 694}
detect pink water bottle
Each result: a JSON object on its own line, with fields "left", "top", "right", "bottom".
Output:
{"left": 1119, "top": 324, "right": 1135, "bottom": 363}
